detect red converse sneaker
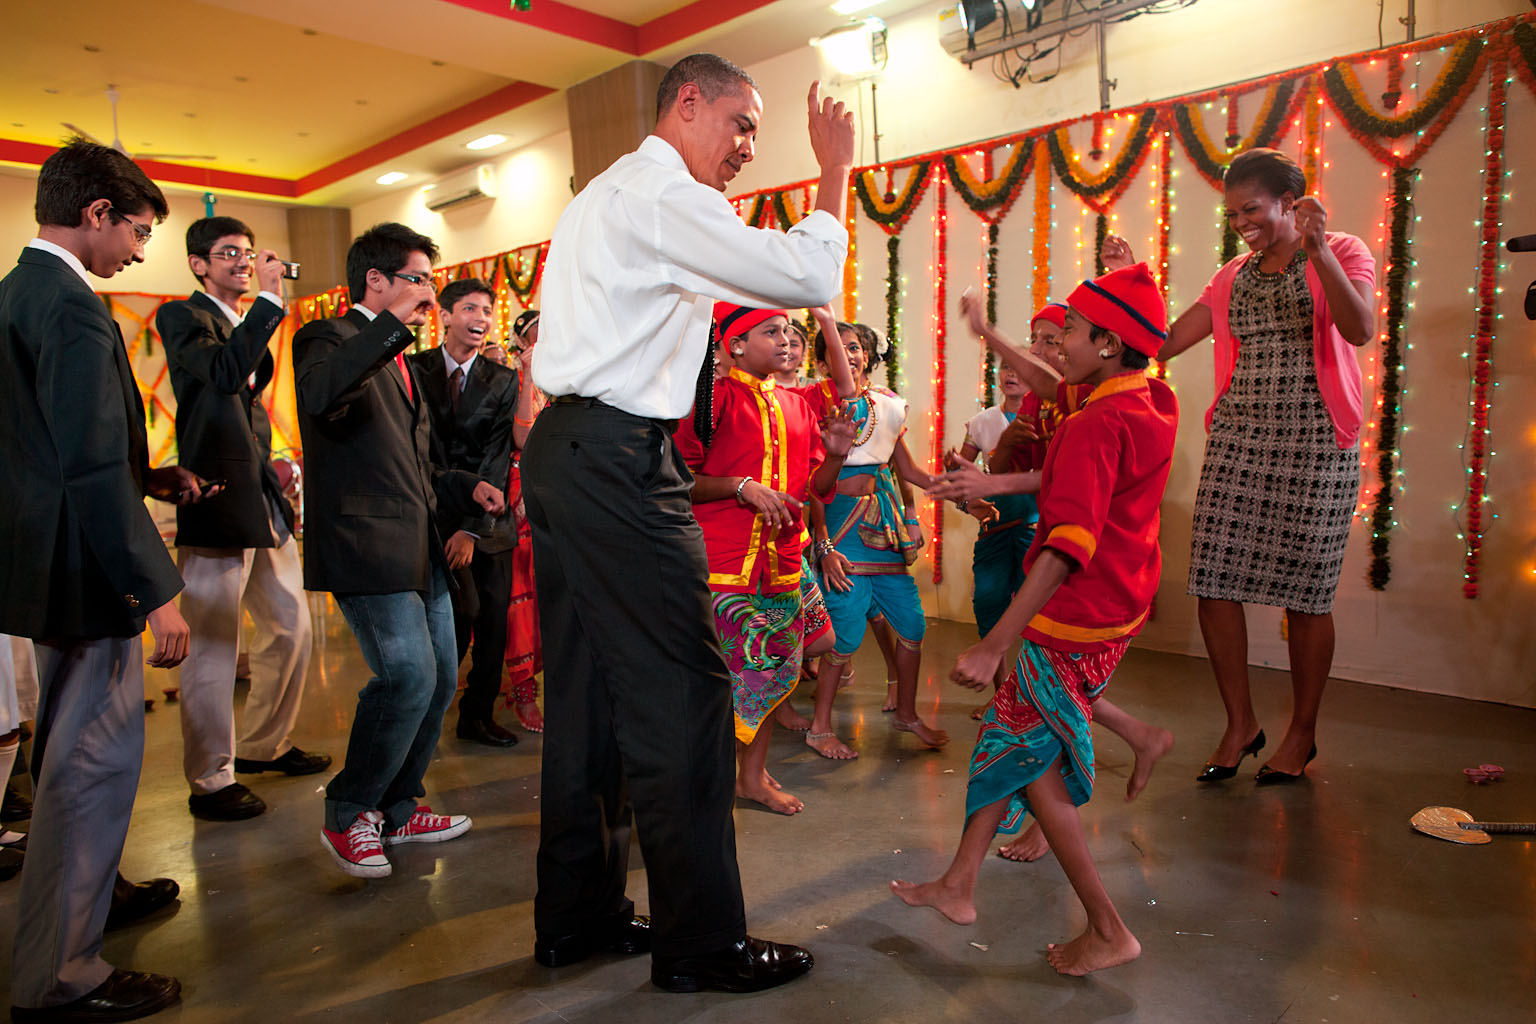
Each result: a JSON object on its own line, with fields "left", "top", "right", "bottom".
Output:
{"left": 382, "top": 806, "right": 472, "bottom": 846}
{"left": 321, "top": 810, "right": 390, "bottom": 878}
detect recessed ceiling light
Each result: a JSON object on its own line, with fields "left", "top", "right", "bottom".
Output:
{"left": 830, "top": 0, "right": 882, "bottom": 14}
{"left": 376, "top": 171, "right": 409, "bottom": 185}
{"left": 466, "top": 133, "right": 507, "bottom": 151}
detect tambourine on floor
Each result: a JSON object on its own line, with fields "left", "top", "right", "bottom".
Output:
{"left": 1411, "top": 806, "right": 1536, "bottom": 844}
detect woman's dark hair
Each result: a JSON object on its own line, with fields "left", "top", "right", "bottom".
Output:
{"left": 346, "top": 222, "right": 439, "bottom": 303}
{"left": 692, "top": 332, "right": 719, "bottom": 449}
{"left": 1090, "top": 325, "right": 1152, "bottom": 370}
{"left": 1224, "top": 147, "right": 1306, "bottom": 201}
{"left": 35, "top": 139, "right": 169, "bottom": 227}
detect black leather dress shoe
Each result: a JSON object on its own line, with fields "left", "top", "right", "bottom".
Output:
{"left": 187, "top": 782, "right": 266, "bottom": 821}
{"left": 11, "top": 968, "right": 181, "bottom": 1022}
{"left": 2, "top": 782, "right": 33, "bottom": 822}
{"left": 106, "top": 876, "right": 180, "bottom": 931}
{"left": 0, "top": 845, "right": 23, "bottom": 882}
{"left": 651, "top": 936, "right": 814, "bottom": 993}
{"left": 535, "top": 915, "right": 651, "bottom": 967}
{"left": 455, "top": 717, "right": 519, "bottom": 748}
{"left": 234, "top": 747, "right": 332, "bottom": 776}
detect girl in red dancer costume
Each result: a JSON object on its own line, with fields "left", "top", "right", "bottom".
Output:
{"left": 674, "top": 302, "right": 856, "bottom": 814}
{"left": 504, "top": 309, "right": 544, "bottom": 732}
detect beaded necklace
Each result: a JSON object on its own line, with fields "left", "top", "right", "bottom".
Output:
{"left": 850, "top": 388, "right": 878, "bottom": 448}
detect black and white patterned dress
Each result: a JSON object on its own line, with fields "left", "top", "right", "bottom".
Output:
{"left": 1187, "top": 250, "right": 1358, "bottom": 614}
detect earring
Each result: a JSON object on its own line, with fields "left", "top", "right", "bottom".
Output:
{"left": 1098, "top": 348, "right": 1111, "bottom": 358}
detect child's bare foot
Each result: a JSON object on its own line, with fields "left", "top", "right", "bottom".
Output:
{"left": 762, "top": 771, "right": 782, "bottom": 791}
{"left": 775, "top": 703, "right": 812, "bottom": 732}
{"left": 881, "top": 681, "right": 898, "bottom": 712}
{"left": 970, "top": 702, "right": 989, "bottom": 720}
{"left": 836, "top": 665, "right": 855, "bottom": 692}
{"left": 892, "top": 717, "right": 948, "bottom": 748}
{"left": 514, "top": 701, "right": 544, "bottom": 733}
{"left": 1045, "top": 925, "right": 1141, "bottom": 976}
{"left": 806, "top": 731, "right": 858, "bottom": 759}
{"left": 1126, "top": 725, "right": 1175, "bottom": 801}
{"left": 997, "top": 822, "right": 1049, "bottom": 862}
{"left": 737, "top": 776, "right": 804, "bottom": 815}
{"left": 889, "top": 878, "right": 977, "bottom": 925}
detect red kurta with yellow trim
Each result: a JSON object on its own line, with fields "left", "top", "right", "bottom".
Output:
{"left": 674, "top": 368, "right": 830, "bottom": 595}
{"left": 1020, "top": 372, "right": 1178, "bottom": 653}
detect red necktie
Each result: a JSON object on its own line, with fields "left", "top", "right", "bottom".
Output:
{"left": 395, "top": 352, "right": 413, "bottom": 403}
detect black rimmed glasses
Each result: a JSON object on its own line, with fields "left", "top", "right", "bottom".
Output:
{"left": 207, "top": 246, "right": 257, "bottom": 263}
{"left": 390, "top": 270, "right": 432, "bottom": 286}
{"left": 106, "top": 205, "right": 153, "bottom": 244}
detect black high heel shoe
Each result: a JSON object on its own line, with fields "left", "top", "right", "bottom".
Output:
{"left": 1194, "top": 729, "right": 1266, "bottom": 783}
{"left": 1255, "top": 745, "right": 1318, "bottom": 785}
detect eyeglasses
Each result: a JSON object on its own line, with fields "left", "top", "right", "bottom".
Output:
{"left": 106, "top": 205, "right": 152, "bottom": 244}
{"left": 206, "top": 247, "right": 257, "bottom": 262}
{"left": 389, "top": 270, "right": 432, "bottom": 286}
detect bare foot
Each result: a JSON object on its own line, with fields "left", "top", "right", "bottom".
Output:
{"left": 775, "top": 703, "right": 812, "bottom": 732}
{"left": 837, "top": 665, "right": 855, "bottom": 692}
{"left": 881, "top": 681, "right": 898, "bottom": 712}
{"left": 737, "top": 777, "right": 804, "bottom": 815}
{"left": 1045, "top": 925, "right": 1141, "bottom": 976}
{"left": 997, "top": 822, "right": 1049, "bottom": 862}
{"left": 970, "top": 702, "right": 989, "bottom": 721}
{"left": 889, "top": 878, "right": 977, "bottom": 925}
{"left": 806, "top": 731, "right": 858, "bottom": 760}
{"left": 515, "top": 701, "right": 544, "bottom": 733}
{"left": 893, "top": 717, "right": 949, "bottom": 748}
{"left": 762, "top": 771, "right": 783, "bottom": 791}
{"left": 1125, "top": 725, "right": 1175, "bottom": 801}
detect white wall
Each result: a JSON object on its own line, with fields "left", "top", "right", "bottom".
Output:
{"left": 0, "top": 169, "right": 291, "bottom": 296}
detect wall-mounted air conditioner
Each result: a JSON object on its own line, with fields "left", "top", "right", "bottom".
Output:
{"left": 423, "top": 164, "right": 498, "bottom": 212}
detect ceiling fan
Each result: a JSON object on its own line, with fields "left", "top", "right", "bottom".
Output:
{"left": 61, "top": 84, "right": 217, "bottom": 163}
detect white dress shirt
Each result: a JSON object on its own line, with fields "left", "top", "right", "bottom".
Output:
{"left": 202, "top": 289, "right": 285, "bottom": 328}
{"left": 441, "top": 347, "right": 477, "bottom": 380}
{"left": 26, "top": 238, "right": 91, "bottom": 287}
{"left": 532, "top": 135, "right": 848, "bottom": 420}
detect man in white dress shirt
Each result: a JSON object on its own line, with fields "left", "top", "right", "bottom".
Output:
{"left": 525, "top": 53, "right": 854, "bottom": 994}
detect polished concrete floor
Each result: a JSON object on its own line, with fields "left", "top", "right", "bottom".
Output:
{"left": 1, "top": 603, "right": 1532, "bottom": 1023}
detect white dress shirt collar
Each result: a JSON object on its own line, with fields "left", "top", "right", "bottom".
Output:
{"left": 441, "top": 347, "right": 477, "bottom": 379}
{"left": 200, "top": 290, "right": 244, "bottom": 328}
{"left": 26, "top": 238, "right": 91, "bottom": 288}
{"left": 354, "top": 303, "right": 379, "bottom": 321}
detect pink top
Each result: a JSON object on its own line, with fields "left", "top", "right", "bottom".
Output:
{"left": 1197, "top": 231, "right": 1376, "bottom": 449}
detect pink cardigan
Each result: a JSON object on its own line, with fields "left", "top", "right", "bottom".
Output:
{"left": 1197, "top": 232, "right": 1376, "bottom": 449}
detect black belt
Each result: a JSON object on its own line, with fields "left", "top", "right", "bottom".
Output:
{"left": 547, "top": 395, "right": 677, "bottom": 431}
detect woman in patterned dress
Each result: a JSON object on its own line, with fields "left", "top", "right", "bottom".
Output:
{"left": 1107, "top": 148, "right": 1376, "bottom": 783}
{"left": 504, "top": 310, "right": 545, "bottom": 732}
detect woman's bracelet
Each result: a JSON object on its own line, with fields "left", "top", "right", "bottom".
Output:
{"left": 734, "top": 476, "right": 751, "bottom": 503}
{"left": 814, "top": 539, "right": 835, "bottom": 560}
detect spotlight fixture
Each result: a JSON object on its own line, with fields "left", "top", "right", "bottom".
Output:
{"left": 465, "top": 133, "right": 507, "bottom": 150}
{"left": 811, "top": 17, "right": 888, "bottom": 79}
{"left": 375, "top": 171, "right": 408, "bottom": 185}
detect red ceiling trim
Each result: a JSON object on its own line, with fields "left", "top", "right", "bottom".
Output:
{"left": 294, "top": 80, "right": 555, "bottom": 194}
{"left": 440, "top": 0, "right": 640, "bottom": 53}
{"left": 436, "top": 0, "right": 777, "bottom": 55}
{"left": 637, "top": 0, "right": 779, "bottom": 53}
{"left": 0, "top": 80, "right": 553, "bottom": 200}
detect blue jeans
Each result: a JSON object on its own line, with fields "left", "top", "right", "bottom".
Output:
{"left": 325, "top": 564, "right": 457, "bottom": 832}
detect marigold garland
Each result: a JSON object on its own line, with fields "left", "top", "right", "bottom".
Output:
{"left": 984, "top": 220, "right": 1000, "bottom": 406}
{"left": 1510, "top": 19, "right": 1536, "bottom": 94}
{"left": 1368, "top": 165, "right": 1416, "bottom": 590}
{"left": 885, "top": 234, "right": 901, "bottom": 390}
{"left": 1460, "top": 43, "right": 1508, "bottom": 599}
{"left": 1031, "top": 143, "right": 1052, "bottom": 314}
{"left": 854, "top": 162, "right": 934, "bottom": 233}
{"left": 1153, "top": 126, "right": 1173, "bottom": 379}
{"left": 944, "top": 140, "right": 1035, "bottom": 221}
{"left": 1171, "top": 79, "right": 1302, "bottom": 188}
{"left": 501, "top": 243, "right": 548, "bottom": 308}
{"left": 1302, "top": 79, "right": 1323, "bottom": 192}
{"left": 931, "top": 170, "right": 948, "bottom": 584}
{"left": 1046, "top": 109, "right": 1158, "bottom": 214}
{"left": 1322, "top": 36, "right": 1487, "bottom": 166}
{"left": 844, "top": 182, "right": 858, "bottom": 321}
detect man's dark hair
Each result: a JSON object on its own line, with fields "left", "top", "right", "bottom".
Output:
{"left": 438, "top": 277, "right": 495, "bottom": 314}
{"left": 1224, "top": 147, "right": 1307, "bottom": 201}
{"left": 656, "top": 53, "right": 756, "bottom": 120}
{"left": 346, "top": 222, "right": 439, "bottom": 303}
{"left": 35, "top": 139, "right": 169, "bottom": 228}
{"left": 1089, "top": 325, "right": 1152, "bottom": 370}
{"left": 185, "top": 216, "right": 255, "bottom": 285}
